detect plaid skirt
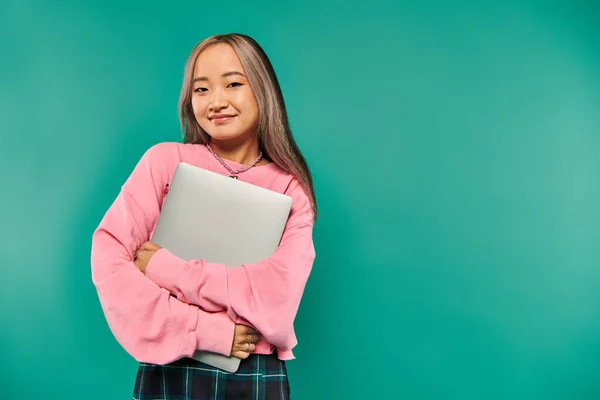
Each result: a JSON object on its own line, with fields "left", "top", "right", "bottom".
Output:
{"left": 132, "top": 353, "right": 290, "bottom": 400}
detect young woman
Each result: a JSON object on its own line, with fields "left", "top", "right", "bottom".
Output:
{"left": 91, "top": 33, "right": 317, "bottom": 399}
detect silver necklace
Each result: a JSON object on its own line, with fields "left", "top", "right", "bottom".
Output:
{"left": 205, "top": 143, "right": 263, "bottom": 179}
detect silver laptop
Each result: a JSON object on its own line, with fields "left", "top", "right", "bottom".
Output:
{"left": 151, "top": 162, "right": 292, "bottom": 372}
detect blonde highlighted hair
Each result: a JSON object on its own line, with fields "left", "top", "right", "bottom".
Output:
{"left": 179, "top": 33, "right": 317, "bottom": 220}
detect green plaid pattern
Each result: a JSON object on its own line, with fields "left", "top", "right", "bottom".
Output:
{"left": 132, "top": 353, "right": 290, "bottom": 400}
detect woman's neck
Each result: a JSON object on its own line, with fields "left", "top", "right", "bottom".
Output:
{"left": 208, "top": 136, "right": 262, "bottom": 165}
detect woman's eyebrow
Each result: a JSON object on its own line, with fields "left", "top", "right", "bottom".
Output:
{"left": 193, "top": 71, "right": 246, "bottom": 83}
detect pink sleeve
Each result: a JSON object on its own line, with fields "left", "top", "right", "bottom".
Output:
{"left": 144, "top": 178, "right": 316, "bottom": 351}
{"left": 91, "top": 144, "right": 235, "bottom": 364}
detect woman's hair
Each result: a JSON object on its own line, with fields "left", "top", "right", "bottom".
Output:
{"left": 179, "top": 33, "right": 317, "bottom": 220}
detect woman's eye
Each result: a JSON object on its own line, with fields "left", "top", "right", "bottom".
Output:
{"left": 193, "top": 87, "right": 208, "bottom": 93}
{"left": 227, "top": 82, "right": 243, "bottom": 88}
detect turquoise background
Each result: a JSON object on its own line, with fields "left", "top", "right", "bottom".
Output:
{"left": 1, "top": 0, "right": 599, "bottom": 399}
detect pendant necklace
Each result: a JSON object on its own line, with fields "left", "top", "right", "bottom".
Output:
{"left": 206, "top": 143, "right": 263, "bottom": 179}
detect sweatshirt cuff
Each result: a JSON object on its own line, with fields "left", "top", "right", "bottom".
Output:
{"left": 195, "top": 310, "right": 236, "bottom": 356}
{"left": 276, "top": 348, "right": 295, "bottom": 361}
{"left": 145, "top": 247, "right": 187, "bottom": 293}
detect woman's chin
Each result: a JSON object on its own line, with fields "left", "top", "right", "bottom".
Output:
{"left": 206, "top": 130, "right": 255, "bottom": 144}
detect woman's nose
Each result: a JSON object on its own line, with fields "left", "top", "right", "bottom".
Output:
{"left": 208, "top": 89, "right": 228, "bottom": 111}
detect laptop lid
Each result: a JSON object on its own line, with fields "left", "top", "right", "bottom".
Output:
{"left": 151, "top": 162, "right": 292, "bottom": 372}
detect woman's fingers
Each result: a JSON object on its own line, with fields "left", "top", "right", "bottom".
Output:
{"left": 234, "top": 325, "right": 260, "bottom": 344}
{"left": 232, "top": 350, "right": 250, "bottom": 360}
{"left": 233, "top": 341, "right": 256, "bottom": 353}
{"left": 247, "top": 332, "right": 259, "bottom": 343}
{"left": 238, "top": 325, "right": 256, "bottom": 335}
{"left": 235, "top": 333, "right": 259, "bottom": 345}
{"left": 230, "top": 324, "right": 260, "bottom": 359}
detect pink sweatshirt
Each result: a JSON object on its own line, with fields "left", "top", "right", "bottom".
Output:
{"left": 91, "top": 142, "right": 315, "bottom": 364}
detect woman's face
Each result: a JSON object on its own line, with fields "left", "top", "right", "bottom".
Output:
{"left": 191, "top": 44, "right": 259, "bottom": 143}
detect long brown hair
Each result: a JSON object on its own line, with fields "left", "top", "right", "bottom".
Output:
{"left": 179, "top": 33, "right": 317, "bottom": 220}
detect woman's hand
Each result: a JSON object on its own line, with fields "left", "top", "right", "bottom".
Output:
{"left": 134, "top": 241, "right": 161, "bottom": 273}
{"left": 231, "top": 324, "right": 260, "bottom": 359}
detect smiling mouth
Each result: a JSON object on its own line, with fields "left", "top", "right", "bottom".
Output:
{"left": 209, "top": 115, "right": 237, "bottom": 124}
